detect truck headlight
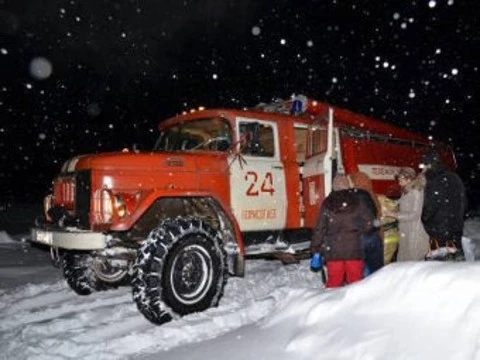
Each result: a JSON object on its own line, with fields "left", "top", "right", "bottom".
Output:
{"left": 113, "top": 193, "right": 138, "bottom": 218}
{"left": 114, "top": 194, "right": 127, "bottom": 218}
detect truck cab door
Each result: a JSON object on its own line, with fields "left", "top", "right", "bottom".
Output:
{"left": 303, "top": 108, "right": 336, "bottom": 228}
{"left": 229, "top": 117, "right": 287, "bottom": 232}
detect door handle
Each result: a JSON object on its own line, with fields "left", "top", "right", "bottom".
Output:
{"left": 272, "top": 165, "right": 284, "bottom": 169}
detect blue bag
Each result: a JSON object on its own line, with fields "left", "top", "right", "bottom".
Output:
{"left": 310, "top": 253, "right": 327, "bottom": 284}
{"left": 310, "top": 252, "right": 322, "bottom": 271}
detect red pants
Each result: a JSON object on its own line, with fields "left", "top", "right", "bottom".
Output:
{"left": 325, "top": 260, "right": 364, "bottom": 288}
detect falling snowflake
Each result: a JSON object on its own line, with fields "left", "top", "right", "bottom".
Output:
{"left": 29, "top": 57, "right": 53, "bottom": 80}
{"left": 87, "top": 103, "right": 101, "bottom": 117}
{"left": 251, "top": 26, "right": 261, "bottom": 36}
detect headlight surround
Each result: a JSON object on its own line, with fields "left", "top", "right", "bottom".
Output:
{"left": 94, "top": 190, "right": 139, "bottom": 224}
{"left": 100, "top": 189, "right": 114, "bottom": 223}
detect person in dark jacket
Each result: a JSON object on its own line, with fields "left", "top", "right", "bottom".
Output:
{"left": 419, "top": 151, "right": 467, "bottom": 253}
{"left": 348, "top": 171, "right": 384, "bottom": 274}
{"left": 311, "top": 174, "right": 376, "bottom": 288}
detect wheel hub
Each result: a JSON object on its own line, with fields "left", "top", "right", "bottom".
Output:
{"left": 170, "top": 244, "right": 213, "bottom": 304}
{"left": 92, "top": 257, "right": 128, "bottom": 283}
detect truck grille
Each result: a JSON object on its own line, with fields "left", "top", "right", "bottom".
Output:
{"left": 75, "top": 170, "right": 91, "bottom": 228}
{"left": 53, "top": 177, "right": 76, "bottom": 209}
{"left": 52, "top": 170, "right": 91, "bottom": 229}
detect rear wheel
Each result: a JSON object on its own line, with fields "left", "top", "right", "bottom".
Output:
{"left": 132, "top": 217, "right": 228, "bottom": 325}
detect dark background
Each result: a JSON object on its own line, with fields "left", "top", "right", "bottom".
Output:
{"left": 1, "top": 0, "right": 479, "bottom": 209}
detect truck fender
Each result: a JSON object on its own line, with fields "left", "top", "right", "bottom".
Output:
{"left": 110, "top": 189, "right": 246, "bottom": 257}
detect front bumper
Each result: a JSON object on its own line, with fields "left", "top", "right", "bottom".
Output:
{"left": 30, "top": 227, "right": 107, "bottom": 250}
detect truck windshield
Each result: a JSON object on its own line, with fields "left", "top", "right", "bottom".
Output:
{"left": 154, "top": 117, "right": 233, "bottom": 152}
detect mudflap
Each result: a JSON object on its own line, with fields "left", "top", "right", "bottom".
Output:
{"left": 50, "top": 247, "right": 61, "bottom": 268}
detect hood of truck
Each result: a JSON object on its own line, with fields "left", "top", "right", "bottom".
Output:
{"left": 62, "top": 151, "right": 227, "bottom": 173}
{"left": 57, "top": 150, "right": 231, "bottom": 201}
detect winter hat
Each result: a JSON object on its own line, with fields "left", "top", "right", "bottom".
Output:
{"left": 420, "top": 151, "right": 441, "bottom": 167}
{"left": 396, "top": 167, "right": 416, "bottom": 180}
{"left": 349, "top": 171, "right": 373, "bottom": 192}
{"left": 333, "top": 174, "right": 349, "bottom": 191}
{"left": 349, "top": 171, "right": 382, "bottom": 215}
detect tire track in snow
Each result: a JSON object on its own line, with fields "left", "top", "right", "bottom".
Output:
{"left": 0, "top": 282, "right": 135, "bottom": 332}
{"left": 0, "top": 260, "right": 322, "bottom": 359}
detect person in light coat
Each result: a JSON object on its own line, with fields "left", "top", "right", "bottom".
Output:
{"left": 385, "top": 167, "right": 430, "bottom": 261}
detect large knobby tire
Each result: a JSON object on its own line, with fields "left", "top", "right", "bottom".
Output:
{"left": 62, "top": 252, "right": 105, "bottom": 295}
{"left": 132, "top": 217, "right": 228, "bottom": 325}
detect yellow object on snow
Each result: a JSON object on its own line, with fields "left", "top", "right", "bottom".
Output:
{"left": 379, "top": 195, "right": 400, "bottom": 264}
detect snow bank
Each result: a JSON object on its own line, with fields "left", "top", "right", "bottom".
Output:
{"left": 0, "top": 230, "right": 17, "bottom": 244}
{"left": 161, "top": 262, "right": 480, "bottom": 360}
{"left": 273, "top": 262, "right": 480, "bottom": 360}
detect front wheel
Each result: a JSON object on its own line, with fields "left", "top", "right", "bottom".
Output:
{"left": 132, "top": 218, "right": 228, "bottom": 325}
{"left": 62, "top": 252, "right": 105, "bottom": 295}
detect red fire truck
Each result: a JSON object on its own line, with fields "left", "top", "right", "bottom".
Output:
{"left": 30, "top": 95, "right": 456, "bottom": 324}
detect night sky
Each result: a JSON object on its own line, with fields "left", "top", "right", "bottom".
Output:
{"left": 0, "top": 0, "right": 479, "bottom": 205}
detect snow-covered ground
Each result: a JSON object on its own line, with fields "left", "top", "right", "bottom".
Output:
{"left": 1, "top": 219, "right": 480, "bottom": 360}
